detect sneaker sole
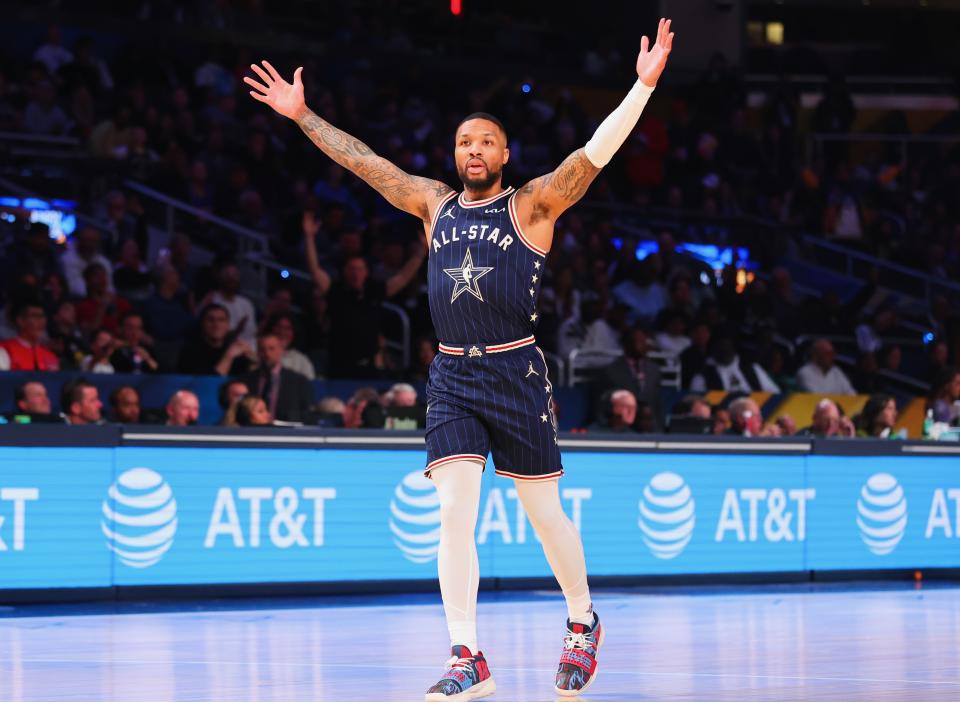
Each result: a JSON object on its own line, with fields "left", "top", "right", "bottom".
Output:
{"left": 554, "top": 624, "right": 605, "bottom": 697}
{"left": 425, "top": 675, "right": 496, "bottom": 701}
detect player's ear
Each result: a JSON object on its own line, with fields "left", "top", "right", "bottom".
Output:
{"left": 502, "top": 146, "right": 510, "bottom": 165}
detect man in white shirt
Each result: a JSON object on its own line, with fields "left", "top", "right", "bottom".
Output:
{"left": 206, "top": 261, "right": 257, "bottom": 346}
{"left": 60, "top": 226, "right": 113, "bottom": 297}
{"left": 797, "top": 338, "right": 857, "bottom": 395}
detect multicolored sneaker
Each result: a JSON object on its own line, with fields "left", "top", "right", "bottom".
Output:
{"left": 425, "top": 645, "right": 496, "bottom": 701}
{"left": 554, "top": 612, "right": 604, "bottom": 696}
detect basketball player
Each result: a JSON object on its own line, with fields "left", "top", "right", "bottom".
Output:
{"left": 246, "top": 18, "right": 673, "bottom": 700}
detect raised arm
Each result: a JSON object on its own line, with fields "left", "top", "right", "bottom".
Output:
{"left": 514, "top": 19, "right": 674, "bottom": 238}
{"left": 245, "top": 61, "right": 453, "bottom": 224}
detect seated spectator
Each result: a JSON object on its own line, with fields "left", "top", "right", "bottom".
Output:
{"left": 166, "top": 389, "right": 199, "bottom": 427}
{"left": 312, "top": 396, "right": 346, "bottom": 427}
{"left": 407, "top": 336, "right": 436, "bottom": 383}
{"left": 225, "top": 394, "right": 273, "bottom": 427}
{"left": 264, "top": 312, "right": 316, "bottom": 380}
{"left": 595, "top": 326, "right": 663, "bottom": 431}
{"left": 589, "top": 389, "right": 640, "bottom": 433}
{"left": 112, "top": 238, "right": 153, "bottom": 301}
{"left": 202, "top": 261, "right": 257, "bottom": 346}
{"left": 927, "top": 367, "right": 960, "bottom": 425}
{"left": 9, "top": 381, "right": 53, "bottom": 421}
{"left": 217, "top": 379, "right": 250, "bottom": 426}
{"left": 612, "top": 255, "right": 667, "bottom": 326}
{"left": 691, "top": 334, "right": 780, "bottom": 394}
{"left": 774, "top": 415, "right": 797, "bottom": 436}
{"left": 342, "top": 387, "right": 384, "bottom": 429}
{"left": 177, "top": 304, "right": 255, "bottom": 376}
{"left": 727, "top": 397, "right": 765, "bottom": 437}
{"left": 241, "top": 333, "right": 312, "bottom": 423}
{"left": 796, "top": 339, "right": 857, "bottom": 395}
{"left": 0, "top": 300, "right": 60, "bottom": 371}
{"left": 797, "top": 398, "right": 856, "bottom": 438}
{"left": 60, "top": 226, "right": 113, "bottom": 298}
{"left": 712, "top": 405, "right": 732, "bottom": 435}
{"left": 855, "top": 394, "right": 899, "bottom": 438}
{"left": 382, "top": 382, "right": 426, "bottom": 429}
{"left": 653, "top": 309, "right": 691, "bottom": 355}
{"left": 140, "top": 264, "right": 194, "bottom": 370}
{"left": 109, "top": 385, "right": 142, "bottom": 424}
{"left": 60, "top": 377, "right": 103, "bottom": 425}
{"left": 81, "top": 329, "right": 116, "bottom": 373}
{"left": 667, "top": 394, "right": 713, "bottom": 434}
{"left": 855, "top": 305, "right": 897, "bottom": 355}
{"left": 673, "top": 395, "right": 712, "bottom": 418}
{"left": 680, "top": 319, "right": 711, "bottom": 389}
{"left": 75, "top": 263, "right": 131, "bottom": 336}
{"left": 47, "top": 300, "right": 86, "bottom": 370}
{"left": 110, "top": 312, "right": 158, "bottom": 373}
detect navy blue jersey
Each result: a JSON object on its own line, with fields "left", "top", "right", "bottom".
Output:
{"left": 427, "top": 187, "right": 548, "bottom": 345}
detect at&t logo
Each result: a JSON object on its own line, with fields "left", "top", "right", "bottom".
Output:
{"left": 638, "top": 472, "right": 695, "bottom": 559}
{"left": 390, "top": 471, "right": 441, "bottom": 563}
{"left": 102, "top": 468, "right": 177, "bottom": 568}
{"left": 857, "top": 473, "right": 907, "bottom": 556}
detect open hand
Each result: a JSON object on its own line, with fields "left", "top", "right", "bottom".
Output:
{"left": 244, "top": 61, "right": 306, "bottom": 121}
{"left": 636, "top": 18, "right": 674, "bottom": 88}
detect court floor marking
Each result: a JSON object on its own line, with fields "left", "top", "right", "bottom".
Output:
{"left": 6, "top": 657, "right": 959, "bottom": 687}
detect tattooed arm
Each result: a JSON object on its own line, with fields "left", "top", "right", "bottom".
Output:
{"left": 245, "top": 61, "right": 452, "bottom": 223}
{"left": 518, "top": 149, "right": 601, "bottom": 223}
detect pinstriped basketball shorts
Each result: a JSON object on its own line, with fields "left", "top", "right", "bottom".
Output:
{"left": 424, "top": 337, "right": 563, "bottom": 481}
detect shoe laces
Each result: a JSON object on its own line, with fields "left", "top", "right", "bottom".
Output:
{"left": 563, "top": 630, "right": 592, "bottom": 651}
{"left": 445, "top": 655, "right": 475, "bottom": 674}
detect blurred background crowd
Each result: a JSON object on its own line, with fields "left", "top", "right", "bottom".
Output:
{"left": 0, "top": 0, "right": 958, "bottom": 437}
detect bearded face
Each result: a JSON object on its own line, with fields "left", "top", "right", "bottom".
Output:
{"left": 454, "top": 118, "right": 509, "bottom": 192}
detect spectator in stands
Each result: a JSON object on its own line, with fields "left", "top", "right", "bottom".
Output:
{"left": 140, "top": 264, "right": 194, "bottom": 371}
{"left": 612, "top": 255, "right": 668, "bottom": 326}
{"left": 46, "top": 300, "right": 85, "bottom": 370}
{"left": 166, "top": 389, "right": 200, "bottom": 427}
{"left": 855, "top": 305, "right": 898, "bottom": 355}
{"left": 927, "top": 367, "right": 960, "bottom": 425}
{"left": 203, "top": 261, "right": 257, "bottom": 346}
{"left": 855, "top": 394, "right": 899, "bottom": 438}
{"left": 263, "top": 312, "right": 315, "bottom": 380}
{"left": 177, "top": 304, "right": 255, "bottom": 376}
{"left": 680, "top": 319, "right": 711, "bottom": 389}
{"left": 797, "top": 398, "right": 855, "bottom": 438}
{"left": 712, "top": 404, "right": 732, "bottom": 435}
{"left": 672, "top": 395, "right": 712, "bottom": 419}
{"left": 727, "top": 397, "right": 766, "bottom": 437}
{"left": 81, "top": 328, "right": 116, "bottom": 373}
{"left": 775, "top": 415, "right": 797, "bottom": 436}
{"left": 313, "top": 396, "right": 346, "bottom": 427}
{"left": 109, "top": 385, "right": 142, "bottom": 424}
{"left": 384, "top": 383, "right": 418, "bottom": 407}
{"left": 111, "top": 239, "right": 152, "bottom": 301}
{"left": 342, "top": 387, "right": 384, "bottom": 429}
{"left": 241, "top": 333, "right": 312, "bottom": 423}
{"left": 589, "top": 389, "right": 640, "bottom": 433}
{"left": 691, "top": 334, "right": 780, "bottom": 394}
{"left": 0, "top": 300, "right": 60, "bottom": 371}
{"left": 110, "top": 312, "right": 158, "bottom": 373}
{"left": 797, "top": 338, "right": 857, "bottom": 394}
{"left": 305, "top": 224, "right": 426, "bottom": 378}
{"left": 60, "top": 377, "right": 103, "bottom": 425}
{"left": 226, "top": 394, "right": 272, "bottom": 427}
{"left": 596, "top": 326, "right": 663, "bottom": 431}
{"left": 13, "top": 381, "right": 52, "bottom": 416}
{"left": 408, "top": 336, "right": 436, "bottom": 383}
{"left": 23, "top": 80, "right": 68, "bottom": 136}
{"left": 926, "top": 340, "right": 951, "bottom": 387}
{"left": 75, "top": 263, "right": 131, "bottom": 336}
{"left": 60, "top": 226, "right": 113, "bottom": 298}
{"left": 216, "top": 379, "right": 250, "bottom": 425}
{"left": 32, "top": 25, "right": 73, "bottom": 74}
{"left": 653, "top": 309, "right": 691, "bottom": 355}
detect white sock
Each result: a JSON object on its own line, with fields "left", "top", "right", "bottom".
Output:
{"left": 514, "top": 478, "right": 594, "bottom": 626}
{"left": 431, "top": 461, "right": 483, "bottom": 655}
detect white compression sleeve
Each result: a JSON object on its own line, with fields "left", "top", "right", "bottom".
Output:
{"left": 583, "top": 79, "right": 655, "bottom": 168}
{"left": 431, "top": 461, "right": 484, "bottom": 652}
{"left": 514, "top": 478, "right": 593, "bottom": 624}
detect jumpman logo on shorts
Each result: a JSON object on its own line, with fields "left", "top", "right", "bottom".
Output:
{"left": 525, "top": 361, "right": 539, "bottom": 378}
